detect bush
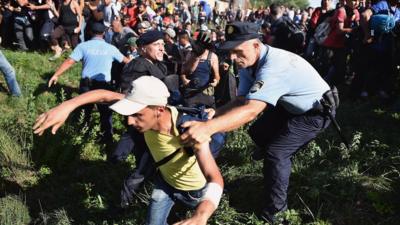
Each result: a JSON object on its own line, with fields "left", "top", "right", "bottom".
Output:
{"left": 0, "top": 195, "right": 31, "bottom": 225}
{"left": 38, "top": 209, "right": 73, "bottom": 225}
{"left": 0, "top": 130, "right": 37, "bottom": 187}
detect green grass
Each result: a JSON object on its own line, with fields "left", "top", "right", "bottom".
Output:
{"left": 0, "top": 49, "right": 399, "bottom": 224}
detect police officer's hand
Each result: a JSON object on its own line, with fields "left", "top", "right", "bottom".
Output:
{"left": 180, "top": 121, "right": 212, "bottom": 145}
{"left": 33, "top": 102, "right": 74, "bottom": 136}
{"left": 48, "top": 76, "right": 58, "bottom": 87}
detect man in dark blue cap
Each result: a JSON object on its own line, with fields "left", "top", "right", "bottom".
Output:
{"left": 112, "top": 30, "right": 168, "bottom": 165}
{"left": 48, "top": 22, "right": 131, "bottom": 149}
{"left": 110, "top": 30, "right": 179, "bottom": 207}
{"left": 119, "top": 30, "right": 167, "bottom": 93}
{"left": 180, "top": 21, "right": 338, "bottom": 223}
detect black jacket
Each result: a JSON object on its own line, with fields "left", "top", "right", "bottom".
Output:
{"left": 120, "top": 56, "right": 167, "bottom": 93}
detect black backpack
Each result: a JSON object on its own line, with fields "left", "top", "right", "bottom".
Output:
{"left": 279, "top": 17, "right": 306, "bottom": 52}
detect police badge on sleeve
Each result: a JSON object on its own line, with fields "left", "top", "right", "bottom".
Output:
{"left": 250, "top": 80, "right": 264, "bottom": 93}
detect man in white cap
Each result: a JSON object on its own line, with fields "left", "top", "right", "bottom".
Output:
{"left": 33, "top": 76, "right": 224, "bottom": 225}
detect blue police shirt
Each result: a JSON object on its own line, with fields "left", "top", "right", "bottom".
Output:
{"left": 238, "top": 45, "right": 330, "bottom": 115}
{"left": 69, "top": 37, "right": 124, "bottom": 82}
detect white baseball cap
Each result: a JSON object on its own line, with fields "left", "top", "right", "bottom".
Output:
{"left": 164, "top": 27, "right": 176, "bottom": 38}
{"left": 110, "top": 76, "right": 170, "bottom": 116}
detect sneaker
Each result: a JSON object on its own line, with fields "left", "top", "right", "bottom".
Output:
{"left": 49, "top": 51, "right": 62, "bottom": 61}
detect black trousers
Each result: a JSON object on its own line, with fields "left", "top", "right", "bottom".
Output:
{"left": 248, "top": 105, "right": 333, "bottom": 221}
{"left": 79, "top": 79, "right": 113, "bottom": 144}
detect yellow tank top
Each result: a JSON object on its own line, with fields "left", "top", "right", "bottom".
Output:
{"left": 144, "top": 106, "right": 206, "bottom": 191}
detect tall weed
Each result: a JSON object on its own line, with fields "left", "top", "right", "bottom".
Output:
{"left": 0, "top": 195, "right": 31, "bottom": 225}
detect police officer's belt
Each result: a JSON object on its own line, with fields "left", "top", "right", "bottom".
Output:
{"left": 80, "top": 77, "right": 111, "bottom": 86}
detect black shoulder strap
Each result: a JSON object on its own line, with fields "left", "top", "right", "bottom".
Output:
{"left": 154, "top": 148, "right": 182, "bottom": 168}
{"left": 174, "top": 106, "right": 201, "bottom": 115}
{"left": 153, "top": 111, "right": 195, "bottom": 168}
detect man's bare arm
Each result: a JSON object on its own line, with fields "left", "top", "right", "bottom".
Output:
{"left": 33, "top": 90, "right": 124, "bottom": 135}
{"left": 209, "top": 53, "right": 220, "bottom": 87}
{"left": 48, "top": 58, "right": 76, "bottom": 87}
{"left": 174, "top": 142, "right": 223, "bottom": 225}
{"left": 361, "top": 9, "right": 373, "bottom": 43}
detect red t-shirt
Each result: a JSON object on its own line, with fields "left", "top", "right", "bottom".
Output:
{"left": 123, "top": 5, "right": 138, "bottom": 28}
{"left": 323, "top": 7, "right": 359, "bottom": 48}
{"left": 310, "top": 7, "right": 323, "bottom": 29}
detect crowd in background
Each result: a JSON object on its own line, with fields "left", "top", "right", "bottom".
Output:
{"left": 0, "top": 0, "right": 399, "bottom": 101}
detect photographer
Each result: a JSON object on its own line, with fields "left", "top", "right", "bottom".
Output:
{"left": 180, "top": 32, "right": 220, "bottom": 108}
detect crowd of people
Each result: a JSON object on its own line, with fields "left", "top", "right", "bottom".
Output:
{"left": 2, "top": 0, "right": 400, "bottom": 224}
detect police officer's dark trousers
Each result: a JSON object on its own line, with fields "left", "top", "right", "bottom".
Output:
{"left": 249, "top": 105, "right": 333, "bottom": 221}
{"left": 79, "top": 78, "right": 114, "bottom": 145}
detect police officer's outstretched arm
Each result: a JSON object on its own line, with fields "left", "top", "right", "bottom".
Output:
{"left": 174, "top": 142, "right": 224, "bottom": 225}
{"left": 181, "top": 97, "right": 267, "bottom": 144}
{"left": 33, "top": 90, "right": 124, "bottom": 135}
{"left": 48, "top": 58, "right": 76, "bottom": 87}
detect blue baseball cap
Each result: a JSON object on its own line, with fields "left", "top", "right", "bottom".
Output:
{"left": 218, "top": 22, "right": 261, "bottom": 50}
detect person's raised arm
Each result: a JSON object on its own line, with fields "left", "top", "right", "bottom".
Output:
{"left": 361, "top": 8, "right": 373, "bottom": 43}
{"left": 27, "top": 2, "right": 50, "bottom": 10}
{"left": 180, "top": 52, "right": 195, "bottom": 86}
{"left": 33, "top": 90, "right": 124, "bottom": 135}
{"left": 209, "top": 53, "right": 220, "bottom": 87}
{"left": 181, "top": 98, "right": 267, "bottom": 144}
{"left": 173, "top": 142, "right": 223, "bottom": 225}
{"left": 79, "top": 0, "right": 84, "bottom": 12}
{"left": 73, "top": 0, "right": 83, "bottom": 34}
{"left": 48, "top": 58, "right": 76, "bottom": 87}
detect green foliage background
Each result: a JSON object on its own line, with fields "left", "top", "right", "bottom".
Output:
{"left": 0, "top": 49, "right": 399, "bottom": 224}
{"left": 250, "top": 0, "right": 310, "bottom": 9}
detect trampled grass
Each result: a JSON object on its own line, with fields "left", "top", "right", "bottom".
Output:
{"left": 0, "top": 49, "right": 399, "bottom": 224}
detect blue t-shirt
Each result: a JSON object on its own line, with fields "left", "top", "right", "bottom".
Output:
{"left": 371, "top": 0, "right": 390, "bottom": 14}
{"left": 70, "top": 38, "right": 124, "bottom": 82}
{"left": 238, "top": 45, "right": 330, "bottom": 115}
{"left": 371, "top": 0, "right": 400, "bottom": 21}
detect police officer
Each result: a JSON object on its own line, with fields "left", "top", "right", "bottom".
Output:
{"left": 48, "top": 22, "right": 130, "bottom": 147}
{"left": 180, "top": 22, "right": 337, "bottom": 223}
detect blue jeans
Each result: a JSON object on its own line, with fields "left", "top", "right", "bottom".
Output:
{"left": 146, "top": 175, "right": 206, "bottom": 225}
{"left": 14, "top": 16, "right": 33, "bottom": 51}
{"left": 0, "top": 51, "right": 21, "bottom": 96}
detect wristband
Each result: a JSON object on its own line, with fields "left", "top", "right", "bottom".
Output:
{"left": 201, "top": 182, "right": 223, "bottom": 209}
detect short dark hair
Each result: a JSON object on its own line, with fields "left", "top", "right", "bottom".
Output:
{"left": 269, "top": 4, "right": 281, "bottom": 16}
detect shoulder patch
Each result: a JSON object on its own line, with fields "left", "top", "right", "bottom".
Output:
{"left": 250, "top": 80, "right": 264, "bottom": 93}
